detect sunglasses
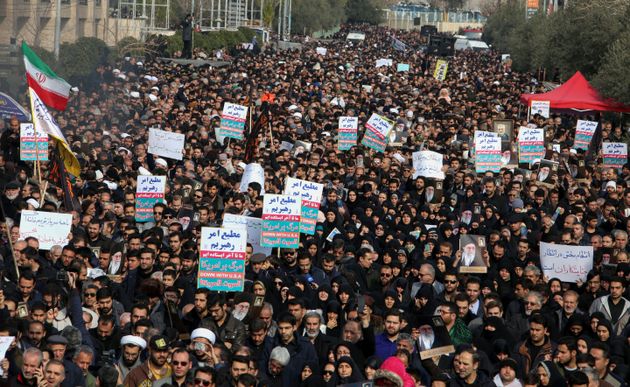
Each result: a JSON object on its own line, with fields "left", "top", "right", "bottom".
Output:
{"left": 172, "top": 361, "right": 188, "bottom": 366}
{"left": 323, "top": 370, "right": 334, "bottom": 376}
{"left": 194, "top": 378, "right": 212, "bottom": 386}
{"left": 84, "top": 293, "right": 97, "bottom": 297}
{"left": 444, "top": 280, "right": 458, "bottom": 284}
{"left": 164, "top": 215, "right": 173, "bottom": 219}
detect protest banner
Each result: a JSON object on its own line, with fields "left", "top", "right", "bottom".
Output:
{"left": 602, "top": 142, "right": 628, "bottom": 171}
{"left": 0, "top": 336, "right": 13, "bottom": 376}
{"left": 198, "top": 227, "right": 247, "bottom": 292}
{"left": 540, "top": 242, "right": 593, "bottom": 283}
{"left": 19, "top": 210, "right": 72, "bottom": 250}
{"left": 433, "top": 59, "right": 448, "bottom": 81}
{"left": 518, "top": 127, "right": 545, "bottom": 165}
{"left": 261, "top": 194, "right": 301, "bottom": 249}
{"left": 361, "top": 113, "right": 393, "bottom": 153}
{"left": 222, "top": 214, "right": 272, "bottom": 256}
{"left": 20, "top": 123, "right": 48, "bottom": 161}
{"left": 531, "top": 100, "right": 550, "bottom": 118}
{"left": 316, "top": 47, "right": 327, "bottom": 56}
{"left": 284, "top": 177, "right": 324, "bottom": 235}
{"left": 148, "top": 128, "right": 185, "bottom": 160}
{"left": 397, "top": 63, "right": 410, "bottom": 72}
{"left": 338, "top": 116, "right": 358, "bottom": 150}
{"left": 574, "top": 120, "right": 598, "bottom": 150}
{"left": 474, "top": 131, "right": 501, "bottom": 173}
{"left": 375, "top": 58, "right": 393, "bottom": 68}
{"left": 135, "top": 175, "right": 166, "bottom": 222}
{"left": 219, "top": 102, "right": 248, "bottom": 140}
{"left": 239, "top": 163, "right": 266, "bottom": 195}
{"left": 412, "top": 150, "right": 445, "bottom": 180}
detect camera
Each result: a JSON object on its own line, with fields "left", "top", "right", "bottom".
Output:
{"left": 194, "top": 342, "right": 206, "bottom": 351}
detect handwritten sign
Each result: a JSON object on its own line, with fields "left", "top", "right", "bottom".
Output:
{"left": 284, "top": 177, "right": 324, "bottom": 235}
{"left": 361, "top": 113, "right": 393, "bottom": 152}
{"left": 20, "top": 123, "right": 48, "bottom": 161}
{"left": 338, "top": 116, "right": 358, "bottom": 151}
{"left": 198, "top": 227, "right": 247, "bottom": 292}
{"left": 148, "top": 128, "right": 185, "bottom": 160}
{"left": 239, "top": 163, "right": 266, "bottom": 195}
{"left": 219, "top": 102, "right": 248, "bottom": 140}
{"left": 433, "top": 59, "right": 448, "bottom": 81}
{"left": 540, "top": 242, "right": 593, "bottom": 283}
{"left": 531, "top": 100, "right": 550, "bottom": 118}
{"left": 222, "top": 214, "right": 271, "bottom": 256}
{"left": 518, "top": 127, "right": 545, "bottom": 165}
{"left": 135, "top": 175, "right": 166, "bottom": 222}
{"left": 375, "top": 58, "right": 393, "bottom": 68}
{"left": 397, "top": 63, "right": 410, "bottom": 72}
{"left": 602, "top": 142, "right": 627, "bottom": 171}
{"left": 261, "top": 194, "right": 301, "bottom": 249}
{"left": 19, "top": 210, "right": 72, "bottom": 250}
{"left": 474, "top": 131, "right": 501, "bottom": 173}
{"left": 574, "top": 120, "right": 597, "bottom": 150}
{"left": 0, "top": 336, "right": 13, "bottom": 376}
{"left": 412, "top": 150, "right": 445, "bottom": 180}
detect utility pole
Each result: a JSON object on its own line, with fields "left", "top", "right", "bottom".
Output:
{"left": 54, "top": 0, "right": 61, "bottom": 60}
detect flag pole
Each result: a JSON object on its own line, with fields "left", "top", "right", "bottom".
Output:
{"left": 28, "top": 88, "right": 45, "bottom": 197}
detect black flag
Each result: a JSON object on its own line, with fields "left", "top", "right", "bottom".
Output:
{"left": 244, "top": 102, "right": 270, "bottom": 163}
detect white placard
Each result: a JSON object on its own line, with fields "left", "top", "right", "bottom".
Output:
{"left": 540, "top": 242, "right": 593, "bottom": 283}
{"left": 316, "top": 47, "right": 327, "bottom": 56}
{"left": 148, "top": 128, "right": 185, "bottom": 160}
{"left": 531, "top": 100, "right": 550, "bottom": 118}
{"left": 365, "top": 113, "right": 394, "bottom": 138}
{"left": 375, "top": 58, "right": 393, "bottom": 68}
{"left": 19, "top": 210, "right": 72, "bottom": 250}
{"left": 412, "top": 150, "right": 445, "bottom": 180}
{"left": 222, "top": 214, "right": 272, "bottom": 256}
{"left": 0, "top": 336, "right": 13, "bottom": 376}
{"left": 239, "top": 163, "right": 265, "bottom": 195}
{"left": 338, "top": 116, "right": 359, "bottom": 131}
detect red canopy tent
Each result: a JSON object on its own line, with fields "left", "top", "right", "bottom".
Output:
{"left": 520, "top": 71, "right": 630, "bottom": 113}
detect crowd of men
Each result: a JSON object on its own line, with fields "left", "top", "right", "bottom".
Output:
{"left": 0, "top": 23, "right": 629, "bottom": 387}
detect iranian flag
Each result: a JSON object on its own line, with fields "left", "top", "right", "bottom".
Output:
{"left": 22, "top": 41, "right": 71, "bottom": 111}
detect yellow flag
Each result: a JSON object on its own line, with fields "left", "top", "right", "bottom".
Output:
{"left": 29, "top": 87, "right": 80, "bottom": 176}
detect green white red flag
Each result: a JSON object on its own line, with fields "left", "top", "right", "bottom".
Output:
{"left": 22, "top": 41, "right": 71, "bottom": 111}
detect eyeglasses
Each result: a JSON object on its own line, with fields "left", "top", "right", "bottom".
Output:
{"left": 380, "top": 273, "right": 392, "bottom": 277}
{"left": 84, "top": 293, "right": 96, "bottom": 297}
{"left": 445, "top": 280, "right": 458, "bottom": 284}
{"left": 194, "top": 378, "right": 212, "bottom": 386}
{"left": 323, "top": 370, "right": 334, "bottom": 376}
{"left": 164, "top": 215, "right": 173, "bottom": 219}
{"left": 172, "top": 361, "right": 188, "bottom": 366}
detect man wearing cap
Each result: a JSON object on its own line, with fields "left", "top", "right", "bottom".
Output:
{"left": 117, "top": 335, "right": 146, "bottom": 380}
{"left": 47, "top": 335, "right": 85, "bottom": 387}
{"left": 123, "top": 335, "right": 171, "bottom": 387}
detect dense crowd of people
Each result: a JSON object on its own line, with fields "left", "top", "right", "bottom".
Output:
{"left": 0, "top": 23, "right": 629, "bottom": 387}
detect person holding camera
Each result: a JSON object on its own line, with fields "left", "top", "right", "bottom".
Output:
{"left": 123, "top": 335, "right": 171, "bottom": 387}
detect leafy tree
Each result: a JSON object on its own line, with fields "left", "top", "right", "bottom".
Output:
{"left": 593, "top": 28, "right": 630, "bottom": 105}
{"left": 57, "top": 38, "right": 109, "bottom": 83}
{"left": 346, "top": 0, "right": 384, "bottom": 25}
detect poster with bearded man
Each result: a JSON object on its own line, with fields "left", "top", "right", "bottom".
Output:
{"left": 458, "top": 234, "right": 487, "bottom": 273}
{"left": 415, "top": 315, "right": 455, "bottom": 360}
